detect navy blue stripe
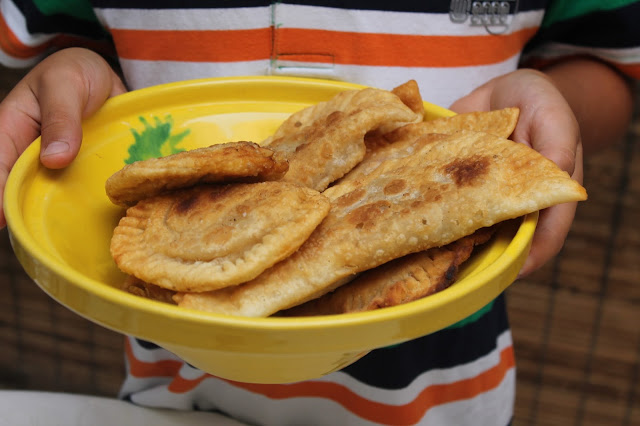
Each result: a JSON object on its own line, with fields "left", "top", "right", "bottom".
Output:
{"left": 281, "top": 0, "right": 548, "bottom": 13}
{"left": 525, "top": 3, "right": 640, "bottom": 51}
{"left": 340, "top": 293, "right": 510, "bottom": 390}
{"left": 90, "top": 0, "right": 548, "bottom": 13}
{"left": 132, "top": 338, "right": 198, "bottom": 369}
{"left": 91, "top": 0, "right": 271, "bottom": 7}
{"left": 281, "top": 0, "right": 477, "bottom": 13}
{"left": 13, "top": 0, "right": 108, "bottom": 39}
{"left": 134, "top": 338, "right": 161, "bottom": 350}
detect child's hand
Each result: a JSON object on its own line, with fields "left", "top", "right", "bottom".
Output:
{"left": 450, "top": 69, "right": 584, "bottom": 277}
{"left": 0, "top": 48, "right": 126, "bottom": 228}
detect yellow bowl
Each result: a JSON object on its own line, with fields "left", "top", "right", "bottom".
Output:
{"left": 4, "top": 76, "right": 537, "bottom": 384}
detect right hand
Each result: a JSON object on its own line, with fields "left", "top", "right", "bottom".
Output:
{"left": 0, "top": 47, "right": 126, "bottom": 228}
{"left": 450, "top": 69, "right": 583, "bottom": 277}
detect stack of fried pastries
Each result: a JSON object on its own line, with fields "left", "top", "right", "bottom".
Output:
{"left": 108, "top": 80, "right": 587, "bottom": 318}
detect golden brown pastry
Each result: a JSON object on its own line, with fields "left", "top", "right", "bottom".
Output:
{"left": 105, "top": 141, "right": 289, "bottom": 207}
{"left": 280, "top": 227, "right": 496, "bottom": 316}
{"left": 121, "top": 275, "right": 176, "bottom": 304}
{"left": 175, "top": 130, "right": 587, "bottom": 317}
{"left": 334, "top": 133, "right": 450, "bottom": 196}
{"left": 336, "top": 108, "right": 521, "bottom": 198}
{"left": 364, "top": 107, "right": 519, "bottom": 153}
{"left": 404, "top": 107, "right": 519, "bottom": 138}
{"left": 110, "top": 181, "right": 330, "bottom": 292}
{"left": 263, "top": 86, "right": 423, "bottom": 191}
{"left": 390, "top": 79, "right": 425, "bottom": 116}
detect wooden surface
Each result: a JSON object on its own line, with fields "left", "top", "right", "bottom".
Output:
{"left": 0, "top": 66, "right": 638, "bottom": 425}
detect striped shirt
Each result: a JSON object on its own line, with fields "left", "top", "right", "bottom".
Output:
{"left": 2, "top": 1, "right": 639, "bottom": 425}
{"left": 2, "top": 1, "right": 639, "bottom": 106}
{"left": 120, "top": 296, "right": 514, "bottom": 426}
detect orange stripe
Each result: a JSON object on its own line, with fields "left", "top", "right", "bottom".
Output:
{"left": 614, "top": 62, "right": 640, "bottom": 79}
{"left": 277, "top": 27, "right": 539, "bottom": 67}
{"left": 110, "top": 28, "right": 273, "bottom": 62}
{"left": 126, "top": 337, "right": 514, "bottom": 424}
{"left": 0, "top": 13, "right": 115, "bottom": 60}
{"left": 109, "top": 27, "right": 538, "bottom": 67}
{"left": 223, "top": 346, "right": 515, "bottom": 425}
{"left": 0, "top": 12, "right": 49, "bottom": 59}
{"left": 167, "top": 373, "right": 210, "bottom": 393}
{"left": 124, "top": 338, "right": 185, "bottom": 378}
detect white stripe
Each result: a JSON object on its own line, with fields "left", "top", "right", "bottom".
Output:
{"left": 94, "top": 7, "right": 272, "bottom": 31}
{"left": 123, "top": 330, "right": 514, "bottom": 425}
{"left": 0, "top": 0, "right": 55, "bottom": 46}
{"left": 123, "top": 358, "right": 514, "bottom": 426}
{"left": 118, "top": 58, "right": 273, "bottom": 92}
{"left": 419, "top": 367, "right": 514, "bottom": 426}
{"left": 119, "top": 53, "right": 520, "bottom": 108}
{"left": 318, "top": 330, "right": 513, "bottom": 405}
{"left": 94, "top": 5, "right": 543, "bottom": 36}
{"left": 118, "top": 356, "right": 175, "bottom": 402}
{"left": 121, "top": 375, "right": 203, "bottom": 411}
{"left": 276, "top": 5, "right": 544, "bottom": 36}
{"left": 525, "top": 41, "right": 640, "bottom": 65}
{"left": 0, "top": 47, "right": 42, "bottom": 67}
{"left": 299, "top": 56, "right": 522, "bottom": 108}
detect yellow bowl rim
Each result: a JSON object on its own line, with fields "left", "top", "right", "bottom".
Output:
{"left": 4, "top": 75, "right": 536, "bottom": 335}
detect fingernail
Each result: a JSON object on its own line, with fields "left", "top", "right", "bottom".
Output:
{"left": 42, "top": 141, "right": 70, "bottom": 157}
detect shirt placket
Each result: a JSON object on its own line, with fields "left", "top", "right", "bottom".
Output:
{"left": 269, "top": 2, "right": 337, "bottom": 78}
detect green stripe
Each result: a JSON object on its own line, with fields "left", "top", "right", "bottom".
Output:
{"left": 542, "top": 0, "right": 640, "bottom": 28}
{"left": 446, "top": 299, "right": 495, "bottom": 329}
{"left": 32, "top": 0, "right": 99, "bottom": 22}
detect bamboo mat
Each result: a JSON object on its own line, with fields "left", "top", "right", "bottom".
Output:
{"left": 0, "top": 67, "right": 638, "bottom": 425}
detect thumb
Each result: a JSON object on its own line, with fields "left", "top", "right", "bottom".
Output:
{"left": 38, "top": 91, "right": 84, "bottom": 169}
{"left": 36, "top": 49, "right": 126, "bottom": 169}
{"left": 448, "top": 80, "right": 496, "bottom": 113}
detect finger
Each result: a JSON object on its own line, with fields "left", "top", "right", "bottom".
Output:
{"left": 0, "top": 178, "right": 6, "bottom": 227}
{"left": 448, "top": 81, "right": 494, "bottom": 113}
{"left": 37, "top": 74, "right": 85, "bottom": 169}
{"left": 0, "top": 83, "right": 44, "bottom": 228}
{"left": 497, "top": 72, "right": 581, "bottom": 175}
{"left": 519, "top": 201, "right": 578, "bottom": 277}
{"left": 0, "top": 139, "right": 37, "bottom": 228}
{"left": 1, "top": 49, "right": 126, "bottom": 228}
{"left": 37, "top": 51, "right": 126, "bottom": 169}
{"left": 520, "top": 104, "right": 580, "bottom": 176}
{"left": 519, "top": 142, "right": 584, "bottom": 277}
{"left": 0, "top": 165, "right": 12, "bottom": 227}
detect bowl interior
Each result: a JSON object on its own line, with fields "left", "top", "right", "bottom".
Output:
{"left": 5, "top": 76, "right": 535, "bottom": 357}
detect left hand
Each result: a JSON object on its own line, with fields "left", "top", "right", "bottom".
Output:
{"left": 449, "top": 68, "right": 584, "bottom": 277}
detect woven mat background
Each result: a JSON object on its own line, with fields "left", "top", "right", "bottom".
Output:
{"left": 1, "top": 66, "right": 638, "bottom": 425}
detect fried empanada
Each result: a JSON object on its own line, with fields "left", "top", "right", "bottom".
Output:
{"left": 175, "top": 130, "right": 587, "bottom": 317}
{"left": 110, "top": 181, "right": 330, "bottom": 292}
{"left": 338, "top": 108, "right": 520, "bottom": 197}
{"left": 364, "top": 107, "right": 519, "bottom": 153}
{"left": 105, "top": 141, "right": 289, "bottom": 207}
{"left": 263, "top": 86, "right": 423, "bottom": 191}
{"left": 407, "top": 107, "right": 519, "bottom": 138}
{"left": 122, "top": 275, "right": 176, "bottom": 304}
{"left": 332, "top": 133, "right": 450, "bottom": 198}
{"left": 390, "top": 79, "right": 425, "bottom": 117}
{"left": 280, "top": 227, "right": 495, "bottom": 316}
